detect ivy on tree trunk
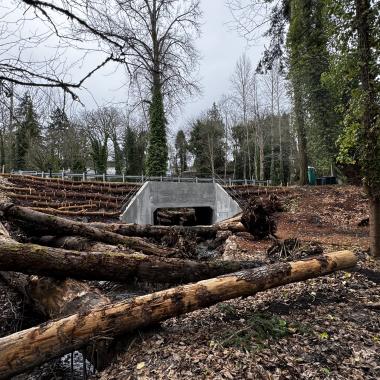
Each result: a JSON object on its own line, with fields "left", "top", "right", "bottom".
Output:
{"left": 146, "top": 82, "right": 168, "bottom": 176}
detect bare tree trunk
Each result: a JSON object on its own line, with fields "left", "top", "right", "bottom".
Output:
{"left": 245, "top": 122, "right": 252, "bottom": 179}
{"left": 276, "top": 67, "right": 284, "bottom": 184}
{"left": 0, "top": 250, "right": 357, "bottom": 379}
{"left": 270, "top": 70, "right": 276, "bottom": 183}
{"left": 369, "top": 197, "right": 380, "bottom": 257}
{"left": 0, "top": 239, "right": 263, "bottom": 284}
{"left": 258, "top": 124, "right": 265, "bottom": 181}
{"left": 91, "top": 223, "right": 220, "bottom": 239}
{"left": 355, "top": 0, "right": 380, "bottom": 258}
{"left": 254, "top": 127, "right": 258, "bottom": 180}
{"left": 293, "top": 84, "right": 308, "bottom": 185}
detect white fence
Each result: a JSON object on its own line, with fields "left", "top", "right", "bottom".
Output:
{"left": 10, "top": 170, "right": 272, "bottom": 186}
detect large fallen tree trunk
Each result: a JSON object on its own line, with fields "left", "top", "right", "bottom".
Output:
{"left": 0, "top": 225, "right": 112, "bottom": 370}
{"left": 0, "top": 203, "right": 177, "bottom": 257}
{"left": 0, "top": 250, "right": 357, "bottom": 379}
{"left": 91, "top": 222, "right": 220, "bottom": 239}
{"left": 91, "top": 217, "right": 246, "bottom": 240}
{"left": 0, "top": 271, "right": 110, "bottom": 318}
{"left": 0, "top": 240, "right": 263, "bottom": 283}
{"left": 32, "top": 235, "right": 123, "bottom": 252}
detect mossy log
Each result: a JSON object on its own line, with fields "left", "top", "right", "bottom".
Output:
{"left": 0, "top": 240, "right": 263, "bottom": 283}
{"left": 0, "top": 250, "right": 357, "bottom": 379}
{"left": 0, "top": 203, "right": 177, "bottom": 257}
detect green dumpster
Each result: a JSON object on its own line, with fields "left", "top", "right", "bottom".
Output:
{"left": 308, "top": 166, "right": 316, "bottom": 185}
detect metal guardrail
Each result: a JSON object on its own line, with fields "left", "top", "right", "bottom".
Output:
{"left": 10, "top": 170, "right": 272, "bottom": 186}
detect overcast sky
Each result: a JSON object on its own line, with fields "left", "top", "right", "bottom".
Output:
{"left": 74, "top": 0, "right": 267, "bottom": 134}
{"left": 2, "top": 0, "right": 267, "bottom": 133}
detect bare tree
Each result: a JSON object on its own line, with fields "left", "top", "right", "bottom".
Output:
{"left": 82, "top": 107, "right": 123, "bottom": 174}
{"left": 0, "top": 1, "right": 122, "bottom": 100}
{"left": 76, "top": 0, "right": 202, "bottom": 109}
{"left": 230, "top": 53, "right": 255, "bottom": 179}
{"left": 74, "top": 0, "right": 201, "bottom": 174}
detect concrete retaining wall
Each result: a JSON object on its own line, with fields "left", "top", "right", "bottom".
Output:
{"left": 120, "top": 181, "right": 241, "bottom": 225}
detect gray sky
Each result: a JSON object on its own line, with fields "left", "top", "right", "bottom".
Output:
{"left": 1, "top": 0, "right": 267, "bottom": 131}
{"left": 75, "top": 0, "right": 267, "bottom": 133}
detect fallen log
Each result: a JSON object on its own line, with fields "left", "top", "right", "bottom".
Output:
{"left": 32, "top": 235, "right": 122, "bottom": 252}
{"left": 91, "top": 218, "right": 246, "bottom": 240}
{"left": 5, "top": 189, "right": 121, "bottom": 203}
{"left": 4, "top": 174, "right": 139, "bottom": 189}
{"left": 0, "top": 225, "right": 112, "bottom": 370}
{"left": 0, "top": 240, "right": 263, "bottom": 283}
{"left": 216, "top": 213, "right": 245, "bottom": 233}
{"left": 0, "top": 271, "right": 110, "bottom": 318}
{"left": 91, "top": 222, "right": 220, "bottom": 239}
{"left": 30, "top": 207, "right": 120, "bottom": 217}
{"left": 14, "top": 199, "right": 119, "bottom": 209}
{"left": 0, "top": 250, "right": 357, "bottom": 379}
{"left": 0, "top": 203, "right": 177, "bottom": 257}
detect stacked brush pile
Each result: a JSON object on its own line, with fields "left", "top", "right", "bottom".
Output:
{"left": 0, "top": 174, "right": 141, "bottom": 221}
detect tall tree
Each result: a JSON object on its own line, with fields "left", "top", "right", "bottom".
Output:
{"left": 124, "top": 126, "right": 147, "bottom": 175}
{"left": 14, "top": 93, "right": 40, "bottom": 170}
{"left": 327, "top": 0, "right": 380, "bottom": 257}
{"left": 83, "top": 108, "right": 115, "bottom": 175}
{"left": 81, "top": 0, "right": 201, "bottom": 175}
{"left": 146, "top": 85, "right": 168, "bottom": 175}
{"left": 175, "top": 130, "right": 188, "bottom": 175}
{"left": 45, "top": 107, "right": 70, "bottom": 171}
{"left": 286, "top": 0, "right": 309, "bottom": 184}
{"left": 189, "top": 104, "right": 225, "bottom": 176}
{"left": 230, "top": 53, "right": 255, "bottom": 179}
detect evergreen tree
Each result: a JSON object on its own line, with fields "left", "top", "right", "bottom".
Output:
{"left": 146, "top": 85, "right": 168, "bottom": 176}
{"left": 14, "top": 93, "right": 40, "bottom": 170}
{"left": 124, "top": 126, "right": 147, "bottom": 175}
{"left": 325, "top": 0, "right": 380, "bottom": 256}
{"left": 46, "top": 107, "right": 70, "bottom": 171}
{"left": 174, "top": 130, "right": 188, "bottom": 175}
{"left": 111, "top": 133, "right": 123, "bottom": 175}
{"left": 90, "top": 139, "right": 108, "bottom": 175}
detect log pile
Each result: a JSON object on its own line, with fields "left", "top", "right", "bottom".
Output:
{"left": 0, "top": 249, "right": 357, "bottom": 379}
{"left": 0, "top": 174, "right": 140, "bottom": 220}
{"left": 0, "top": 181, "right": 359, "bottom": 379}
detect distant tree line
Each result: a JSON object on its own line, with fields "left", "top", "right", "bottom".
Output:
{"left": 0, "top": 92, "right": 147, "bottom": 175}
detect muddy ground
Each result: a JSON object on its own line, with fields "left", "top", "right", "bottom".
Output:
{"left": 1, "top": 184, "right": 379, "bottom": 379}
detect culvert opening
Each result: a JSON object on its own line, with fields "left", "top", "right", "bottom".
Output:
{"left": 153, "top": 207, "right": 213, "bottom": 226}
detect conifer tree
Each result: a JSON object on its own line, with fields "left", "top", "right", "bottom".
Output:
{"left": 146, "top": 85, "right": 168, "bottom": 176}
{"left": 175, "top": 130, "right": 188, "bottom": 175}
{"left": 14, "top": 93, "right": 40, "bottom": 170}
{"left": 46, "top": 107, "right": 70, "bottom": 171}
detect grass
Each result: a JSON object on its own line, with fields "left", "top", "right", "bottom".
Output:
{"left": 218, "top": 311, "right": 309, "bottom": 351}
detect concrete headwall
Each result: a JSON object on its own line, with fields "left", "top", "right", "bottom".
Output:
{"left": 120, "top": 181, "right": 241, "bottom": 225}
